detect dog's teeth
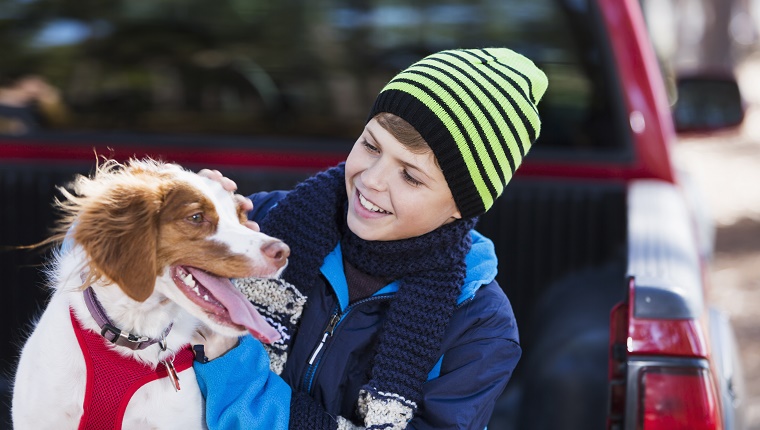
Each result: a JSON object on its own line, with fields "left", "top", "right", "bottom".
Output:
{"left": 183, "top": 274, "right": 196, "bottom": 287}
{"left": 203, "top": 294, "right": 209, "bottom": 301}
{"left": 193, "top": 286, "right": 200, "bottom": 295}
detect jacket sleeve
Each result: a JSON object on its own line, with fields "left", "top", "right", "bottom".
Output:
{"left": 195, "top": 335, "right": 350, "bottom": 430}
{"left": 248, "top": 190, "right": 289, "bottom": 223}
{"left": 194, "top": 335, "right": 292, "bottom": 430}
{"left": 409, "top": 283, "right": 521, "bottom": 430}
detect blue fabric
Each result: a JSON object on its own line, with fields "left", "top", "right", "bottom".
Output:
{"left": 461, "top": 230, "right": 499, "bottom": 303}
{"left": 248, "top": 190, "right": 289, "bottom": 221}
{"left": 427, "top": 356, "right": 444, "bottom": 380}
{"left": 320, "top": 243, "right": 350, "bottom": 311}
{"left": 194, "top": 335, "right": 291, "bottom": 430}
{"left": 250, "top": 191, "right": 521, "bottom": 428}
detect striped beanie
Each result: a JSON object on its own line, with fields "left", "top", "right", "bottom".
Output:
{"left": 368, "top": 47, "right": 548, "bottom": 218}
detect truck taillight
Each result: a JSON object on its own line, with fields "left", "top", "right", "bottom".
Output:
{"left": 639, "top": 367, "right": 722, "bottom": 430}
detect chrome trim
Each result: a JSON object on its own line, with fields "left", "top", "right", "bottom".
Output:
{"left": 708, "top": 307, "right": 747, "bottom": 430}
{"left": 627, "top": 180, "right": 703, "bottom": 319}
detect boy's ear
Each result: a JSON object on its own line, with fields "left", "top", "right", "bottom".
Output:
{"left": 73, "top": 183, "right": 161, "bottom": 302}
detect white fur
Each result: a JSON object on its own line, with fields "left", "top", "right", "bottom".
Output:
{"left": 12, "top": 162, "right": 286, "bottom": 429}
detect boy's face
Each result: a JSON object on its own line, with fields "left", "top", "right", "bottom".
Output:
{"left": 345, "top": 118, "right": 461, "bottom": 241}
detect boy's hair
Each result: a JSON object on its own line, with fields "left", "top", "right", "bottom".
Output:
{"left": 374, "top": 112, "right": 427, "bottom": 152}
{"left": 374, "top": 112, "right": 442, "bottom": 170}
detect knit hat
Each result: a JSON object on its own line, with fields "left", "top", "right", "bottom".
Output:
{"left": 368, "top": 47, "right": 548, "bottom": 218}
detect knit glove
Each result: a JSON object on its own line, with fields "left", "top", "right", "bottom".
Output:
{"left": 289, "top": 387, "right": 414, "bottom": 430}
{"left": 233, "top": 277, "right": 306, "bottom": 375}
{"left": 290, "top": 390, "right": 371, "bottom": 430}
{"left": 357, "top": 387, "right": 415, "bottom": 430}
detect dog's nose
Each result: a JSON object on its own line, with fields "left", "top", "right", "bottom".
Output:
{"left": 262, "top": 240, "right": 290, "bottom": 267}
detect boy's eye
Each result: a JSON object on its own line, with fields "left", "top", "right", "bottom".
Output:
{"left": 402, "top": 170, "right": 423, "bottom": 186}
{"left": 362, "top": 140, "right": 379, "bottom": 153}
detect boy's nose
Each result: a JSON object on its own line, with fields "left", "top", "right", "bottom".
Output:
{"left": 361, "top": 162, "right": 387, "bottom": 191}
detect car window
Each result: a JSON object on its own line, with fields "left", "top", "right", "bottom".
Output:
{"left": 0, "top": 0, "right": 629, "bottom": 156}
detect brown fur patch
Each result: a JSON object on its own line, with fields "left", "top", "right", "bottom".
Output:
{"left": 72, "top": 177, "right": 164, "bottom": 301}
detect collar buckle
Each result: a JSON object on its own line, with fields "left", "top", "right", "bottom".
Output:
{"left": 100, "top": 323, "right": 151, "bottom": 349}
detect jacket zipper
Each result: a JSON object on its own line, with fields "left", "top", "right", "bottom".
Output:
{"left": 301, "top": 295, "right": 390, "bottom": 393}
{"left": 301, "top": 308, "right": 340, "bottom": 392}
{"left": 308, "top": 310, "right": 340, "bottom": 365}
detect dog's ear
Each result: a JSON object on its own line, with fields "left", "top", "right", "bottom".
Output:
{"left": 73, "top": 181, "right": 162, "bottom": 302}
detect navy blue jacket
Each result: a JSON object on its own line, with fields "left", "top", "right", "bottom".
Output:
{"left": 195, "top": 191, "right": 522, "bottom": 429}
{"left": 253, "top": 191, "right": 521, "bottom": 428}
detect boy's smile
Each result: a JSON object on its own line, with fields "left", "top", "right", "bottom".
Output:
{"left": 358, "top": 192, "right": 392, "bottom": 215}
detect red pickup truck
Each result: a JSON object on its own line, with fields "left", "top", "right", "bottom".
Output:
{"left": 0, "top": 0, "right": 747, "bottom": 429}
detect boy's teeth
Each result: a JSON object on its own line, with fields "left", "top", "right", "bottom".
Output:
{"left": 359, "top": 193, "right": 388, "bottom": 213}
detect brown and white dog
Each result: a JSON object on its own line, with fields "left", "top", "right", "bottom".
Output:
{"left": 12, "top": 158, "right": 288, "bottom": 429}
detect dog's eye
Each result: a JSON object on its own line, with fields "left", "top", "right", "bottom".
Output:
{"left": 187, "top": 213, "right": 205, "bottom": 223}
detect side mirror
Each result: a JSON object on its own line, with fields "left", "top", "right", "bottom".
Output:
{"left": 672, "top": 74, "right": 745, "bottom": 133}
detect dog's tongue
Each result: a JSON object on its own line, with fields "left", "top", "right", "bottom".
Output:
{"left": 186, "top": 267, "right": 280, "bottom": 344}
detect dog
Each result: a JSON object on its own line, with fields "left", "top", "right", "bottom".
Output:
{"left": 12, "top": 158, "right": 289, "bottom": 429}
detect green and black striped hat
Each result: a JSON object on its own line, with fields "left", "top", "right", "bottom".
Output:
{"left": 368, "top": 47, "right": 548, "bottom": 218}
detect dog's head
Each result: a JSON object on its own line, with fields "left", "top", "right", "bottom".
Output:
{"left": 60, "top": 158, "right": 286, "bottom": 343}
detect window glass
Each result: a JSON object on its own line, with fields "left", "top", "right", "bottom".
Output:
{"left": 0, "top": 0, "right": 627, "bottom": 154}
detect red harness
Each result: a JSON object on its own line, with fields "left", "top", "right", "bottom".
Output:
{"left": 70, "top": 310, "right": 194, "bottom": 430}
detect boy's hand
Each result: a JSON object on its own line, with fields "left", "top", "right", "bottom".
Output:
{"left": 197, "top": 168, "right": 259, "bottom": 231}
{"left": 197, "top": 168, "right": 238, "bottom": 192}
